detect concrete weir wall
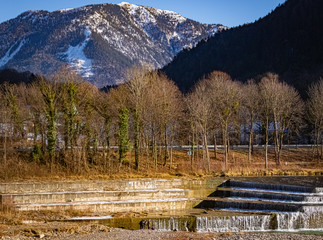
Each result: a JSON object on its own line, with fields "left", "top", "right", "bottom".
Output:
{"left": 17, "top": 198, "right": 193, "bottom": 212}
{"left": 0, "top": 178, "right": 224, "bottom": 213}
{"left": 0, "top": 178, "right": 221, "bottom": 194}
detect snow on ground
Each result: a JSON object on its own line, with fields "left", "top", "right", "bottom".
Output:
{"left": 0, "top": 39, "right": 25, "bottom": 67}
{"left": 63, "top": 28, "right": 93, "bottom": 78}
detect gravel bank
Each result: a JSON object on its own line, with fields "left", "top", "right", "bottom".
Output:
{"left": 1, "top": 226, "right": 323, "bottom": 240}
{"left": 50, "top": 229, "right": 323, "bottom": 240}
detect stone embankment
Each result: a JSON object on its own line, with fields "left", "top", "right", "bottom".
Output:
{"left": 0, "top": 178, "right": 221, "bottom": 214}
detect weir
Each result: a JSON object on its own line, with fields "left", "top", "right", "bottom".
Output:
{"left": 0, "top": 177, "right": 322, "bottom": 232}
{"left": 192, "top": 177, "right": 323, "bottom": 232}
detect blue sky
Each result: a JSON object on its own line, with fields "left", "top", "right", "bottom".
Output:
{"left": 0, "top": 0, "right": 285, "bottom": 27}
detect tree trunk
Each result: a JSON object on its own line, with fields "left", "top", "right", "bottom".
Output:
{"left": 273, "top": 115, "right": 279, "bottom": 164}
{"left": 223, "top": 123, "right": 228, "bottom": 169}
{"left": 265, "top": 117, "right": 269, "bottom": 169}
{"left": 134, "top": 113, "right": 140, "bottom": 170}
{"left": 163, "top": 126, "right": 168, "bottom": 166}
{"left": 41, "top": 125, "right": 45, "bottom": 153}
{"left": 204, "top": 132, "right": 210, "bottom": 172}
{"left": 190, "top": 125, "right": 195, "bottom": 170}
{"left": 320, "top": 132, "right": 323, "bottom": 160}
{"left": 152, "top": 132, "right": 157, "bottom": 170}
{"left": 248, "top": 113, "right": 253, "bottom": 163}
{"left": 202, "top": 134, "right": 206, "bottom": 171}
{"left": 169, "top": 139, "right": 173, "bottom": 170}
{"left": 4, "top": 127, "right": 7, "bottom": 180}
{"left": 105, "top": 120, "right": 111, "bottom": 173}
{"left": 145, "top": 132, "right": 150, "bottom": 170}
{"left": 196, "top": 137, "right": 199, "bottom": 170}
{"left": 315, "top": 128, "right": 320, "bottom": 162}
{"left": 213, "top": 134, "right": 217, "bottom": 159}
{"left": 278, "top": 131, "right": 284, "bottom": 165}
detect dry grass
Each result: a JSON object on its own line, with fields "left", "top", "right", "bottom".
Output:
{"left": 0, "top": 147, "right": 322, "bottom": 182}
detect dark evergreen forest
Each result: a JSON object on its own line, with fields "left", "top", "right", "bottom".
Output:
{"left": 0, "top": 69, "right": 36, "bottom": 85}
{"left": 162, "top": 0, "right": 323, "bottom": 97}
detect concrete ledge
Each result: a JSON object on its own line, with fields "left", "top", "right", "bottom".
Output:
{"left": 16, "top": 198, "right": 197, "bottom": 213}
{"left": 3, "top": 189, "right": 190, "bottom": 205}
{"left": 0, "top": 178, "right": 223, "bottom": 194}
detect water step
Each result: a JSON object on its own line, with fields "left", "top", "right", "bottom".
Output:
{"left": 1, "top": 189, "right": 190, "bottom": 205}
{"left": 196, "top": 215, "right": 273, "bottom": 232}
{"left": 214, "top": 187, "right": 323, "bottom": 203}
{"left": 198, "top": 198, "right": 301, "bottom": 212}
{"left": 222, "top": 180, "right": 315, "bottom": 193}
{"left": 16, "top": 198, "right": 196, "bottom": 213}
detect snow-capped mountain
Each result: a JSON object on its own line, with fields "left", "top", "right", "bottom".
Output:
{"left": 0, "top": 2, "right": 226, "bottom": 87}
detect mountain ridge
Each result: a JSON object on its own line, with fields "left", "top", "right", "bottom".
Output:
{"left": 0, "top": 2, "right": 226, "bottom": 87}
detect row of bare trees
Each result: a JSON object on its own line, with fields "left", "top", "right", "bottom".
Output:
{"left": 187, "top": 71, "right": 305, "bottom": 170}
{"left": 0, "top": 67, "right": 322, "bottom": 174}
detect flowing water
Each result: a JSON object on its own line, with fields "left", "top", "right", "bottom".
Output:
{"left": 12, "top": 177, "right": 321, "bottom": 233}
{"left": 117, "top": 177, "right": 323, "bottom": 232}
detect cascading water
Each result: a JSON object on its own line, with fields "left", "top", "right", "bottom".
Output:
{"left": 225, "top": 190, "right": 306, "bottom": 202}
{"left": 196, "top": 178, "right": 323, "bottom": 232}
{"left": 196, "top": 215, "right": 272, "bottom": 232}
{"left": 73, "top": 177, "right": 323, "bottom": 233}
{"left": 151, "top": 217, "right": 195, "bottom": 231}
{"left": 305, "top": 196, "right": 323, "bottom": 203}
{"left": 224, "top": 180, "right": 315, "bottom": 193}
{"left": 151, "top": 217, "right": 179, "bottom": 231}
{"left": 276, "top": 211, "right": 323, "bottom": 230}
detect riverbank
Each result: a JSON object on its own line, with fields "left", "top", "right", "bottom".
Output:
{"left": 1, "top": 177, "right": 323, "bottom": 238}
{"left": 1, "top": 223, "right": 323, "bottom": 240}
{"left": 1, "top": 148, "right": 323, "bottom": 182}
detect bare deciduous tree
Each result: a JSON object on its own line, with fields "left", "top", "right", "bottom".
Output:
{"left": 208, "top": 71, "right": 242, "bottom": 169}
{"left": 242, "top": 80, "right": 259, "bottom": 163}
{"left": 259, "top": 73, "right": 303, "bottom": 167}
{"left": 125, "top": 65, "right": 151, "bottom": 170}
{"left": 149, "top": 73, "right": 183, "bottom": 169}
{"left": 186, "top": 79, "right": 213, "bottom": 172}
{"left": 307, "top": 78, "right": 323, "bottom": 161}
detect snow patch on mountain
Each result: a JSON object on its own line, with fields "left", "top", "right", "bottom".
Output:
{"left": 155, "top": 9, "right": 186, "bottom": 23}
{"left": 129, "top": 4, "right": 157, "bottom": 26}
{"left": 119, "top": 2, "right": 186, "bottom": 23}
{"left": 62, "top": 29, "right": 93, "bottom": 78}
{"left": 119, "top": 2, "right": 158, "bottom": 39}
{"left": 80, "top": 11, "right": 144, "bottom": 60}
{"left": 0, "top": 39, "right": 25, "bottom": 67}
{"left": 60, "top": 8, "right": 74, "bottom": 13}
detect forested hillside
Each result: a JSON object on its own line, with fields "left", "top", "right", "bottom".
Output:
{"left": 162, "top": 0, "right": 323, "bottom": 96}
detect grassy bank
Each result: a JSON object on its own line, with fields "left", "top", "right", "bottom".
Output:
{"left": 0, "top": 147, "right": 322, "bottom": 182}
